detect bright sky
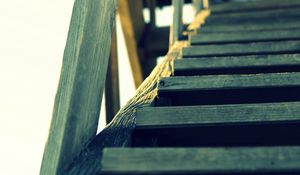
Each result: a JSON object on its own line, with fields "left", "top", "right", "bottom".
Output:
{"left": 0, "top": 1, "right": 194, "bottom": 174}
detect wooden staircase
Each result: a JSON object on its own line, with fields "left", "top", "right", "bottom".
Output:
{"left": 100, "top": 0, "right": 300, "bottom": 174}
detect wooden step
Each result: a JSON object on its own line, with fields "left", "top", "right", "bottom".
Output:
{"left": 157, "top": 72, "right": 300, "bottom": 106}
{"left": 136, "top": 102, "right": 300, "bottom": 129}
{"left": 101, "top": 147, "right": 300, "bottom": 174}
{"left": 174, "top": 54, "right": 300, "bottom": 76}
{"left": 207, "top": 7, "right": 300, "bottom": 23}
{"left": 199, "top": 21, "right": 300, "bottom": 33}
{"left": 210, "top": 0, "right": 300, "bottom": 14}
{"left": 182, "top": 40, "right": 300, "bottom": 58}
{"left": 191, "top": 29, "right": 300, "bottom": 45}
{"left": 134, "top": 102, "right": 300, "bottom": 147}
{"left": 206, "top": 10, "right": 300, "bottom": 26}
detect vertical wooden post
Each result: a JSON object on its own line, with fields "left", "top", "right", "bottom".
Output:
{"left": 40, "top": 0, "right": 117, "bottom": 174}
{"left": 147, "top": 0, "right": 157, "bottom": 29}
{"left": 118, "top": 0, "right": 145, "bottom": 88}
{"left": 105, "top": 26, "right": 120, "bottom": 124}
{"left": 170, "top": 0, "right": 184, "bottom": 47}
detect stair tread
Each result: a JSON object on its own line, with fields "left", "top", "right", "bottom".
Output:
{"left": 174, "top": 54, "right": 300, "bottom": 75}
{"left": 211, "top": 0, "right": 300, "bottom": 14}
{"left": 191, "top": 28, "right": 300, "bottom": 45}
{"left": 182, "top": 40, "right": 300, "bottom": 57}
{"left": 136, "top": 102, "right": 300, "bottom": 129}
{"left": 199, "top": 21, "right": 300, "bottom": 33}
{"left": 101, "top": 146, "right": 300, "bottom": 174}
{"left": 158, "top": 72, "right": 300, "bottom": 92}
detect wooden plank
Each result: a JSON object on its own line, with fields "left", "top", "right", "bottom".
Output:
{"left": 159, "top": 72, "right": 300, "bottom": 92}
{"left": 205, "top": 14, "right": 300, "bottom": 27}
{"left": 157, "top": 72, "right": 300, "bottom": 106}
{"left": 199, "top": 21, "right": 300, "bottom": 33}
{"left": 169, "top": 0, "right": 184, "bottom": 47}
{"left": 182, "top": 40, "right": 300, "bottom": 58}
{"left": 174, "top": 54, "right": 300, "bottom": 76}
{"left": 40, "top": 1, "right": 117, "bottom": 175}
{"left": 191, "top": 28, "right": 300, "bottom": 45}
{"left": 137, "top": 102, "right": 300, "bottom": 129}
{"left": 105, "top": 27, "right": 120, "bottom": 124}
{"left": 118, "top": 0, "right": 144, "bottom": 87}
{"left": 211, "top": 0, "right": 300, "bottom": 14}
{"left": 101, "top": 147, "right": 300, "bottom": 174}
{"left": 146, "top": 0, "right": 156, "bottom": 28}
{"left": 206, "top": 7, "right": 300, "bottom": 25}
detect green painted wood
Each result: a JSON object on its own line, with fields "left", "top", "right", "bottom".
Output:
{"left": 199, "top": 21, "right": 300, "bottom": 33}
{"left": 174, "top": 54, "right": 300, "bottom": 75}
{"left": 182, "top": 40, "right": 300, "bottom": 57}
{"left": 207, "top": 7, "right": 300, "bottom": 23}
{"left": 170, "top": 0, "right": 184, "bottom": 46}
{"left": 158, "top": 72, "right": 300, "bottom": 92}
{"left": 206, "top": 9, "right": 300, "bottom": 26}
{"left": 211, "top": 0, "right": 300, "bottom": 14}
{"left": 101, "top": 147, "right": 300, "bottom": 174}
{"left": 191, "top": 28, "right": 300, "bottom": 45}
{"left": 137, "top": 102, "right": 300, "bottom": 129}
{"left": 157, "top": 72, "right": 300, "bottom": 106}
{"left": 40, "top": 1, "right": 117, "bottom": 175}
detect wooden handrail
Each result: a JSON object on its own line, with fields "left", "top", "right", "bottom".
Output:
{"left": 40, "top": 1, "right": 117, "bottom": 174}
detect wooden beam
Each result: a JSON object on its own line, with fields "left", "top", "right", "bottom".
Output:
{"left": 174, "top": 54, "right": 300, "bottom": 76}
{"left": 211, "top": 0, "right": 300, "bottom": 14}
{"left": 169, "top": 0, "right": 184, "bottom": 47}
{"left": 157, "top": 72, "right": 300, "bottom": 106}
{"left": 137, "top": 102, "right": 300, "bottom": 129}
{"left": 40, "top": 1, "right": 117, "bottom": 174}
{"left": 102, "top": 147, "right": 300, "bottom": 174}
{"left": 146, "top": 0, "right": 157, "bottom": 28}
{"left": 200, "top": 20, "right": 300, "bottom": 33}
{"left": 118, "top": 0, "right": 145, "bottom": 88}
{"left": 105, "top": 26, "right": 120, "bottom": 124}
{"left": 159, "top": 72, "right": 300, "bottom": 93}
{"left": 182, "top": 40, "right": 300, "bottom": 58}
{"left": 191, "top": 28, "right": 300, "bottom": 45}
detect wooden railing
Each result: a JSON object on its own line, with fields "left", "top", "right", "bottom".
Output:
{"left": 40, "top": 1, "right": 118, "bottom": 174}
{"left": 40, "top": 1, "right": 208, "bottom": 174}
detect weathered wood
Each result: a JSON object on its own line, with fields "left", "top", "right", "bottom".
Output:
{"left": 211, "top": 0, "right": 300, "bottom": 14}
{"left": 199, "top": 21, "right": 300, "bottom": 33}
{"left": 191, "top": 28, "right": 300, "bottom": 45}
{"left": 169, "top": 0, "right": 184, "bottom": 47}
{"left": 182, "top": 40, "right": 300, "bottom": 58}
{"left": 159, "top": 72, "right": 300, "bottom": 92}
{"left": 105, "top": 27, "right": 120, "bottom": 124}
{"left": 101, "top": 147, "right": 300, "bottom": 174}
{"left": 206, "top": 7, "right": 300, "bottom": 25}
{"left": 118, "top": 0, "right": 144, "bottom": 87}
{"left": 157, "top": 72, "right": 300, "bottom": 106}
{"left": 40, "top": 1, "right": 117, "bottom": 175}
{"left": 174, "top": 54, "right": 300, "bottom": 76}
{"left": 62, "top": 42, "right": 185, "bottom": 174}
{"left": 137, "top": 102, "right": 300, "bottom": 129}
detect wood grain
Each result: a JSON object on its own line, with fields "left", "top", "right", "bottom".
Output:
{"left": 40, "top": 1, "right": 117, "bottom": 174}
{"left": 174, "top": 54, "right": 300, "bottom": 75}
{"left": 137, "top": 102, "right": 300, "bottom": 129}
{"left": 102, "top": 147, "right": 300, "bottom": 174}
{"left": 182, "top": 40, "right": 300, "bottom": 57}
{"left": 191, "top": 28, "right": 300, "bottom": 45}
